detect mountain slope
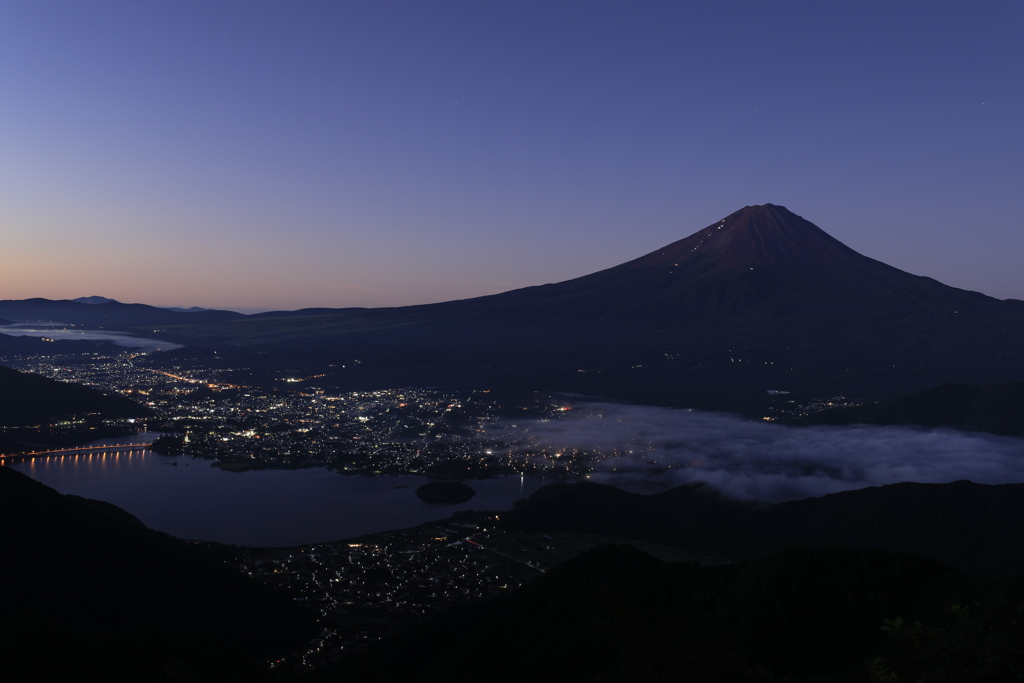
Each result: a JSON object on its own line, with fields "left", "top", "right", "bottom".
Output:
{"left": 803, "top": 381, "right": 1024, "bottom": 436}
{"left": 0, "top": 466, "right": 316, "bottom": 680}
{"left": 124, "top": 205, "right": 1024, "bottom": 408}
{"left": 349, "top": 544, "right": 1022, "bottom": 683}
{"left": 411, "top": 204, "right": 1021, "bottom": 325}
{"left": 502, "top": 480, "right": 1024, "bottom": 576}
{"left": 0, "top": 364, "right": 151, "bottom": 427}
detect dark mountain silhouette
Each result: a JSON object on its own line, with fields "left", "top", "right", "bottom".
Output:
{"left": 40, "top": 205, "right": 1024, "bottom": 409}
{"left": 802, "top": 380, "right": 1024, "bottom": 437}
{"left": 420, "top": 203, "right": 1010, "bottom": 324}
{"left": 0, "top": 466, "right": 316, "bottom": 681}
{"left": 5, "top": 466, "right": 1023, "bottom": 681}
{"left": 501, "top": 480, "right": 1024, "bottom": 576}
{"left": 0, "top": 364, "right": 151, "bottom": 427}
{"left": 346, "top": 544, "right": 1023, "bottom": 682}
{"left": 0, "top": 365, "right": 152, "bottom": 453}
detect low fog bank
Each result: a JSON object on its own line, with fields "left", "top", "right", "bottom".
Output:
{"left": 517, "top": 403, "right": 1024, "bottom": 502}
{"left": 0, "top": 325, "right": 182, "bottom": 351}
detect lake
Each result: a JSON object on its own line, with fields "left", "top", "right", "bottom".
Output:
{"left": 3, "top": 433, "right": 550, "bottom": 546}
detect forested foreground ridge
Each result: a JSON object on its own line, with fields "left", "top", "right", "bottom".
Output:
{"left": 0, "top": 466, "right": 317, "bottom": 682}
{"left": 4, "top": 465, "right": 1024, "bottom": 681}
{"left": 342, "top": 544, "right": 1024, "bottom": 682}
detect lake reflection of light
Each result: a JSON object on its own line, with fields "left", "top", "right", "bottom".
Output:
{"left": 25, "top": 447, "right": 151, "bottom": 478}
{"left": 7, "top": 449, "right": 550, "bottom": 546}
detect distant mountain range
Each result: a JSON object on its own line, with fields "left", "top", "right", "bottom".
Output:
{"left": 0, "top": 297, "right": 236, "bottom": 325}
{"left": 4, "top": 205, "right": 1024, "bottom": 411}
{"left": 73, "top": 295, "right": 212, "bottom": 313}
{"left": 0, "top": 297, "right": 241, "bottom": 354}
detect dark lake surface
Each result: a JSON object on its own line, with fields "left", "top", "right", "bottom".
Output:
{"left": 4, "top": 433, "right": 549, "bottom": 546}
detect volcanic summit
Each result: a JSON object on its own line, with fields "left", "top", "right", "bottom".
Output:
{"left": 429, "top": 203, "right": 1012, "bottom": 325}
{"left": 30, "top": 204, "right": 1024, "bottom": 410}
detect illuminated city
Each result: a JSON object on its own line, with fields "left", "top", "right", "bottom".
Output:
{"left": 0, "top": 350, "right": 604, "bottom": 478}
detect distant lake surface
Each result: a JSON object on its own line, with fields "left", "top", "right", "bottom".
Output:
{"left": 0, "top": 323, "right": 180, "bottom": 351}
{"left": 4, "top": 433, "right": 548, "bottom": 546}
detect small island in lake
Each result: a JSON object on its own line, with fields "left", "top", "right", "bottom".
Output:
{"left": 415, "top": 481, "right": 476, "bottom": 504}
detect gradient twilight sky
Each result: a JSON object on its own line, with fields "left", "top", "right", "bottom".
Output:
{"left": 2, "top": 1, "right": 1022, "bottom": 312}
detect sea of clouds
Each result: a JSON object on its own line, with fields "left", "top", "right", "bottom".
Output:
{"left": 506, "top": 402, "right": 1024, "bottom": 503}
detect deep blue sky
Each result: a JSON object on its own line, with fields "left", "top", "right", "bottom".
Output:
{"left": 2, "top": 1, "right": 1021, "bottom": 311}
